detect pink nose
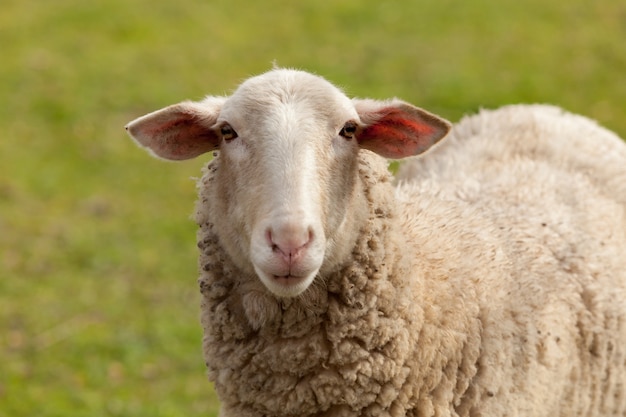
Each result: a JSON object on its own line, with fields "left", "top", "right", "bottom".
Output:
{"left": 266, "top": 223, "right": 314, "bottom": 265}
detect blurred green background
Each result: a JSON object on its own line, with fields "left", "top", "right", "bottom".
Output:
{"left": 1, "top": 0, "right": 625, "bottom": 415}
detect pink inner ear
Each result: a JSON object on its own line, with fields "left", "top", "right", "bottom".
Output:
{"left": 366, "top": 108, "right": 437, "bottom": 136}
{"left": 359, "top": 108, "right": 440, "bottom": 159}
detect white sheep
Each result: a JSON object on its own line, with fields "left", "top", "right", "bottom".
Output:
{"left": 126, "top": 69, "right": 626, "bottom": 417}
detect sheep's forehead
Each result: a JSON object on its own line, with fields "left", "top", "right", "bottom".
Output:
{"left": 219, "top": 70, "right": 357, "bottom": 132}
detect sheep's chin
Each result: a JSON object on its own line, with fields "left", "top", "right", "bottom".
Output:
{"left": 254, "top": 267, "right": 319, "bottom": 298}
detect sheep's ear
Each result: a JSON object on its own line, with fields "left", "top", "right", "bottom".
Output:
{"left": 353, "top": 99, "right": 451, "bottom": 159}
{"left": 125, "top": 97, "right": 226, "bottom": 161}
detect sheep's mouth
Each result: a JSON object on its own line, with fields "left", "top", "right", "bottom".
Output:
{"left": 253, "top": 262, "right": 321, "bottom": 298}
{"left": 271, "top": 274, "right": 306, "bottom": 285}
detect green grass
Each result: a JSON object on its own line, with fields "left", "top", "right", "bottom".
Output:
{"left": 1, "top": 0, "right": 625, "bottom": 415}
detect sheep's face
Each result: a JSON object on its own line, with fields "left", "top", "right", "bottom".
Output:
{"left": 126, "top": 69, "right": 451, "bottom": 298}
{"left": 210, "top": 72, "right": 363, "bottom": 297}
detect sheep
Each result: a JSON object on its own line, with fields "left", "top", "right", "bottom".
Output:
{"left": 125, "top": 68, "right": 626, "bottom": 417}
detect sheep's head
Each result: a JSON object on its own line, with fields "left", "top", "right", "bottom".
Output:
{"left": 126, "top": 69, "right": 450, "bottom": 298}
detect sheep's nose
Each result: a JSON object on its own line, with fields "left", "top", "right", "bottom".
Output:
{"left": 265, "top": 223, "right": 314, "bottom": 264}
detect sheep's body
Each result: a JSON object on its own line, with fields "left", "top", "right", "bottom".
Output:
{"left": 393, "top": 105, "right": 626, "bottom": 416}
{"left": 126, "top": 70, "right": 626, "bottom": 417}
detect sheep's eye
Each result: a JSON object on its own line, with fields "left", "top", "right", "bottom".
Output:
{"left": 339, "top": 121, "right": 357, "bottom": 140}
{"left": 220, "top": 124, "right": 238, "bottom": 142}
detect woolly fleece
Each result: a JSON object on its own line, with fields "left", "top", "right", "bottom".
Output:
{"left": 195, "top": 104, "right": 626, "bottom": 417}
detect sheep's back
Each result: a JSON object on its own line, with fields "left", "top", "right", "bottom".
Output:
{"left": 397, "top": 104, "right": 626, "bottom": 205}
{"left": 394, "top": 104, "right": 626, "bottom": 416}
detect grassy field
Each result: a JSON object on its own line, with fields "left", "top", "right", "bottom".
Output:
{"left": 1, "top": 0, "right": 625, "bottom": 415}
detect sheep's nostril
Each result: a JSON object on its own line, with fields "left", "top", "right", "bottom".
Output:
{"left": 266, "top": 230, "right": 278, "bottom": 252}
